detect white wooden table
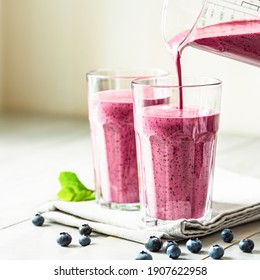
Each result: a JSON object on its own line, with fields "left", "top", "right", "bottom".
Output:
{"left": 0, "top": 112, "right": 259, "bottom": 260}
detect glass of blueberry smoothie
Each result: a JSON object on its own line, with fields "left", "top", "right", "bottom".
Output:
{"left": 87, "top": 68, "right": 168, "bottom": 210}
{"left": 132, "top": 76, "right": 221, "bottom": 224}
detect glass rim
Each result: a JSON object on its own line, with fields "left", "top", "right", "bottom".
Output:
{"left": 132, "top": 75, "right": 222, "bottom": 89}
{"left": 87, "top": 68, "right": 169, "bottom": 79}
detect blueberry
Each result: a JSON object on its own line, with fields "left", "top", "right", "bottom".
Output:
{"left": 79, "top": 235, "right": 91, "bottom": 246}
{"left": 32, "top": 213, "right": 45, "bottom": 226}
{"left": 79, "top": 224, "right": 92, "bottom": 236}
{"left": 144, "top": 236, "right": 162, "bottom": 252}
{"left": 186, "top": 237, "right": 202, "bottom": 253}
{"left": 166, "top": 244, "right": 181, "bottom": 259}
{"left": 220, "top": 229, "right": 234, "bottom": 243}
{"left": 239, "top": 238, "right": 254, "bottom": 253}
{"left": 161, "top": 240, "right": 179, "bottom": 252}
{"left": 135, "top": 251, "right": 153, "bottom": 260}
{"left": 208, "top": 244, "right": 224, "bottom": 259}
{"left": 56, "top": 232, "right": 72, "bottom": 247}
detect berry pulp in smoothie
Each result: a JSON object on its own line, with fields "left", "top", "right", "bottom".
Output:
{"left": 90, "top": 90, "right": 139, "bottom": 204}
{"left": 139, "top": 105, "right": 219, "bottom": 220}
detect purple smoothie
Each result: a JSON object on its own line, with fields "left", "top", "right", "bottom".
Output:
{"left": 191, "top": 20, "right": 260, "bottom": 67}
{"left": 139, "top": 105, "right": 219, "bottom": 220}
{"left": 91, "top": 89, "right": 139, "bottom": 204}
{"left": 91, "top": 89, "right": 169, "bottom": 205}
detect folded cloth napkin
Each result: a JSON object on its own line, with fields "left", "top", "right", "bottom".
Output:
{"left": 38, "top": 168, "right": 260, "bottom": 244}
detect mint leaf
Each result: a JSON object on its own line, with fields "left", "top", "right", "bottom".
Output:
{"left": 57, "top": 172, "right": 95, "bottom": 202}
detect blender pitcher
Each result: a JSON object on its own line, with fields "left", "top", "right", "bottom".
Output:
{"left": 162, "top": 0, "right": 260, "bottom": 67}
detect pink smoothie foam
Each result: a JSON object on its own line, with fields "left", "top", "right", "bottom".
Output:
{"left": 91, "top": 89, "right": 139, "bottom": 204}
{"left": 139, "top": 105, "right": 219, "bottom": 220}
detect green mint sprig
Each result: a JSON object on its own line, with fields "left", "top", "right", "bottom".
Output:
{"left": 57, "top": 172, "right": 95, "bottom": 202}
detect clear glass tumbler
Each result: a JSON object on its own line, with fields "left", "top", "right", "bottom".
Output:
{"left": 132, "top": 76, "right": 222, "bottom": 224}
{"left": 87, "top": 68, "right": 168, "bottom": 210}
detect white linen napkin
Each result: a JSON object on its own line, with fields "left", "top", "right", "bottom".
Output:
{"left": 38, "top": 168, "right": 260, "bottom": 243}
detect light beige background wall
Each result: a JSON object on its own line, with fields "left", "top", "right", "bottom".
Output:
{"left": 0, "top": 0, "right": 3, "bottom": 110}
{"left": 0, "top": 0, "right": 260, "bottom": 135}
{"left": 1, "top": 0, "right": 171, "bottom": 117}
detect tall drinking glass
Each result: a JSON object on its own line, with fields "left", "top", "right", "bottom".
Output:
{"left": 87, "top": 68, "right": 168, "bottom": 210}
{"left": 133, "top": 76, "right": 221, "bottom": 224}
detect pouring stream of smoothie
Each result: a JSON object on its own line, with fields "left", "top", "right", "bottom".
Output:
{"left": 168, "top": 19, "right": 260, "bottom": 109}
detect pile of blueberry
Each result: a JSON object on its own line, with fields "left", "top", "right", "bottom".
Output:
{"left": 32, "top": 213, "right": 92, "bottom": 247}
{"left": 32, "top": 214, "right": 255, "bottom": 258}
{"left": 135, "top": 228, "right": 255, "bottom": 260}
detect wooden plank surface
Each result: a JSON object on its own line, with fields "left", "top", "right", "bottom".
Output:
{"left": 0, "top": 112, "right": 259, "bottom": 260}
